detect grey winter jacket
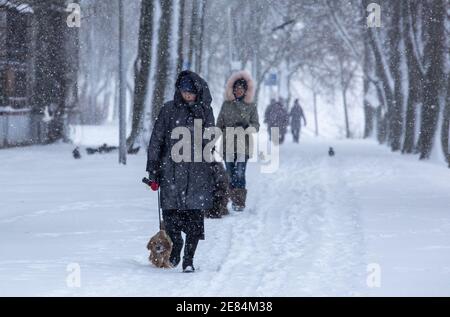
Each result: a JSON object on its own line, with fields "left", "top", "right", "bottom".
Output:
{"left": 216, "top": 71, "right": 260, "bottom": 159}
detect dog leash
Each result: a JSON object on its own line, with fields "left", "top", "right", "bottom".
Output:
{"left": 142, "top": 177, "right": 164, "bottom": 231}
{"left": 157, "top": 188, "right": 163, "bottom": 231}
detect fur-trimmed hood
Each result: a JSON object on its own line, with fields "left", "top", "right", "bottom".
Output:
{"left": 224, "top": 70, "right": 255, "bottom": 104}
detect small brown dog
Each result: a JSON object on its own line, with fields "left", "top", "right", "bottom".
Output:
{"left": 147, "top": 230, "right": 173, "bottom": 268}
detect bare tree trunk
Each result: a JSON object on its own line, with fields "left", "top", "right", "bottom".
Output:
{"left": 363, "top": 98, "right": 375, "bottom": 138}
{"left": 342, "top": 87, "right": 350, "bottom": 138}
{"left": 339, "top": 58, "right": 351, "bottom": 139}
{"left": 388, "top": 0, "right": 404, "bottom": 151}
{"left": 440, "top": 75, "right": 450, "bottom": 167}
{"left": 62, "top": 0, "right": 79, "bottom": 142}
{"left": 417, "top": 0, "right": 446, "bottom": 159}
{"left": 367, "top": 17, "right": 394, "bottom": 145}
{"left": 32, "top": 3, "right": 68, "bottom": 144}
{"left": 151, "top": 0, "right": 173, "bottom": 123}
{"left": 197, "top": 0, "right": 208, "bottom": 74}
{"left": 127, "top": 0, "right": 154, "bottom": 149}
{"left": 363, "top": 34, "right": 374, "bottom": 138}
{"left": 188, "top": 0, "right": 199, "bottom": 71}
{"left": 286, "top": 67, "right": 293, "bottom": 108}
{"left": 176, "top": 0, "right": 186, "bottom": 74}
{"left": 31, "top": 6, "right": 51, "bottom": 139}
{"left": 47, "top": 9, "right": 67, "bottom": 143}
{"left": 362, "top": 0, "right": 374, "bottom": 139}
{"left": 313, "top": 91, "right": 318, "bottom": 137}
{"left": 376, "top": 105, "right": 387, "bottom": 144}
{"left": 402, "top": 0, "right": 423, "bottom": 154}
{"left": 113, "top": 74, "right": 119, "bottom": 121}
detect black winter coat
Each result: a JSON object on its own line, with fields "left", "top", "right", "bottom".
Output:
{"left": 146, "top": 71, "right": 216, "bottom": 210}
{"left": 290, "top": 103, "right": 306, "bottom": 129}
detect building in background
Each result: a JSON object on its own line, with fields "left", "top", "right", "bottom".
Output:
{"left": 0, "top": 1, "right": 78, "bottom": 148}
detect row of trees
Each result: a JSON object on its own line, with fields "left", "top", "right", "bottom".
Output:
{"left": 362, "top": 0, "right": 449, "bottom": 164}
{"left": 125, "top": 0, "right": 448, "bottom": 166}
{"left": 128, "top": 0, "right": 358, "bottom": 149}
{"left": 128, "top": 0, "right": 213, "bottom": 149}
{"left": 4, "top": 0, "right": 447, "bottom": 166}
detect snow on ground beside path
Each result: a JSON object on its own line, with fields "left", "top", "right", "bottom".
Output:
{"left": 0, "top": 135, "right": 449, "bottom": 296}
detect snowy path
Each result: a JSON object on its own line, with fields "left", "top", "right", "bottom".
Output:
{"left": 1, "top": 137, "right": 450, "bottom": 296}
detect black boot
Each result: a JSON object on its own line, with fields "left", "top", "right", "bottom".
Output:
{"left": 182, "top": 236, "right": 199, "bottom": 273}
{"left": 163, "top": 210, "right": 184, "bottom": 268}
{"left": 168, "top": 234, "right": 183, "bottom": 267}
{"left": 231, "top": 188, "right": 247, "bottom": 211}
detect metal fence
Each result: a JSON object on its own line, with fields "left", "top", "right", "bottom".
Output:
{"left": 0, "top": 108, "right": 33, "bottom": 147}
{"left": 0, "top": 107, "right": 81, "bottom": 148}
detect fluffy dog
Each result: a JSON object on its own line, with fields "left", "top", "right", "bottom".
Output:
{"left": 147, "top": 230, "right": 173, "bottom": 268}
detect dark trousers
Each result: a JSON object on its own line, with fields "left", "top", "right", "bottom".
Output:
{"left": 225, "top": 156, "right": 248, "bottom": 189}
{"left": 162, "top": 209, "right": 204, "bottom": 266}
{"left": 292, "top": 126, "right": 301, "bottom": 143}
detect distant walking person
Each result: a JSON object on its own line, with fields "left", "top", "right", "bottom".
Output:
{"left": 217, "top": 71, "right": 260, "bottom": 212}
{"left": 264, "top": 99, "right": 289, "bottom": 144}
{"left": 290, "top": 99, "right": 307, "bottom": 143}
{"left": 264, "top": 99, "right": 277, "bottom": 141}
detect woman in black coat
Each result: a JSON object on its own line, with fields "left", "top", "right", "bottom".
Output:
{"left": 146, "top": 71, "right": 215, "bottom": 272}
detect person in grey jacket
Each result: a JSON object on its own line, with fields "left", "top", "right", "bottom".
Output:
{"left": 264, "top": 99, "right": 289, "bottom": 144}
{"left": 216, "top": 71, "right": 260, "bottom": 211}
{"left": 290, "top": 99, "right": 307, "bottom": 143}
{"left": 146, "top": 71, "right": 215, "bottom": 273}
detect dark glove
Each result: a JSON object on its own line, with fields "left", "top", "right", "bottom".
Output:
{"left": 143, "top": 174, "right": 159, "bottom": 191}
{"left": 147, "top": 169, "right": 160, "bottom": 185}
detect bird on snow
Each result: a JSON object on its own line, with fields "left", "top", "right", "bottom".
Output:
{"left": 328, "top": 147, "right": 335, "bottom": 157}
{"left": 73, "top": 147, "right": 81, "bottom": 159}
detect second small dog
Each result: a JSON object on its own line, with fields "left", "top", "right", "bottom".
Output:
{"left": 205, "top": 161, "right": 230, "bottom": 218}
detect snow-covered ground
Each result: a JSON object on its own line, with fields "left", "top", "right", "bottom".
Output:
{"left": 1, "top": 133, "right": 450, "bottom": 296}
